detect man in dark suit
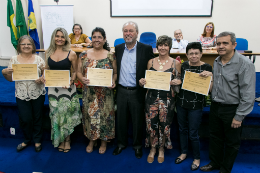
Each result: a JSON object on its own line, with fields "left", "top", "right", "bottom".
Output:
{"left": 112, "top": 21, "right": 154, "bottom": 158}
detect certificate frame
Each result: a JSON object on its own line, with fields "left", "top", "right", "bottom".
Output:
{"left": 12, "top": 64, "right": 39, "bottom": 81}
{"left": 44, "top": 70, "right": 70, "bottom": 87}
{"left": 86, "top": 68, "right": 113, "bottom": 87}
{"left": 144, "top": 70, "right": 172, "bottom": 91}
{"left": 181, "top": 71, "right": 212, "bottom": 96}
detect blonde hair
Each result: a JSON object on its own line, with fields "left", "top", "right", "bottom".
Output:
{"left": 202, "top": 22, "right": 215, "bottom": 38}
{"left": 46, "top": 27, "right": 71, "bottom": 65}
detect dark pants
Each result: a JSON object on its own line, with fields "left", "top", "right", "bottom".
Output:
{"left": 209, "top": 102, "right": 241, "bottom": 173}
{"left": 116, "top": 85, "right": 144, "bottom": 149}
{"left": 176, "top": 105, "right": 202, "bottom": 159}
{"left": 16, "top": 95, "right": 45, "bottom": 144}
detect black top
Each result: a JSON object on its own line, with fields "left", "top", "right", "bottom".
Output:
{"left": 48, "top": 51, "right": 71, "bottom": 70}
{"left": 176, "top": 61, "right": 212, "bottom": 110}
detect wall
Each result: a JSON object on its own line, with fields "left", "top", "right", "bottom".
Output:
{"left": 1, "top": 0, "right": 260, "bottom": 71}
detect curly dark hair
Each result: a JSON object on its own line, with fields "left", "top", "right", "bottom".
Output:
{"left": 186, "top": 42, "right": 202, "bottom": 53}
{"left": 91, "top": 27, "right": 110, "bottom": 51}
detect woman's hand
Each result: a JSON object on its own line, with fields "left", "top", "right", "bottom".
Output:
{"left": 35, "top": 76, "right": 44, "bottom": 84}
{"left": 139, "top": 78, "right": 146, "bottom": 87}
{"left": 199, "top": 70, "right": 212, "bottom": 78}
{"left": 82, "top": 77, "right": 90, "bottom": 85}
{"left": 108, "top": 80, "right": 116, "bottom": 89}
{"left": 3, "top": 68, "right": 13, "bottom": 75}
{"left": 170, "top": 79, "right": 182, "bottom": 85}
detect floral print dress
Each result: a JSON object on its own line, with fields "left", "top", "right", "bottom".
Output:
{"left": 80, "top": 52, "right": 115, "bottom": 141}
{"left": 145, "top": 59, "right": 180, "bottom": 149}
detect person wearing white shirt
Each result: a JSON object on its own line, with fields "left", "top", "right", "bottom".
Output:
{"left": 172, "top": 29, "right": 189, "bottom": 49}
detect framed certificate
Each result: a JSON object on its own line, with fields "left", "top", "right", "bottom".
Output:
{"left": 12, "top": 64, "right": 39, "bottom": 81}
{"left": 45, "top": 70, "right": 70, "bottom": 87}
{"left": 181, "top": 71, "right": 212, "bottom": 96}
{"left": 87, "top": 68, "right": 113, "bottom": 87}
{"left": 144, "top": 70, "right": 172, "bottom": 91}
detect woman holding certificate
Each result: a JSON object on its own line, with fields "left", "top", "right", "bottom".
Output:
{"left": 77, "top": 27, "right": 116, "bottom": 154}
{"left": 2, "top": 35, "right": 45, "bottom": 152}
{"left": 175, "top": 42, "right": 212, "bottom": 170}
{"left": 45, "top": 28, "right": 82, "bottom": 152}
{"left": 139, "top": 35, "right": 181, "bottom": 163}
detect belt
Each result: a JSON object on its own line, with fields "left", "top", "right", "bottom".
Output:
{"left": 212, "top": 101, "right": 239, "bottom": 107}
{"left": 118, "top": 84, "right": 137, "bottom": 90}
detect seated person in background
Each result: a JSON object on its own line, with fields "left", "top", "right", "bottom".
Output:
{"left": 69, "top": 24, "right": 92, "bottom": 47}
{"left": 197, "top": 22, "right": 216, "bottom": 49}
{"left": 172, "top": 29, "right": 189, "bottom": 49}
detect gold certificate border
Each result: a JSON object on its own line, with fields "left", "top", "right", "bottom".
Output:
{"left": 181, "top": 71, "right": 212, "bottom": 96}
{"left": 44, "top": 70, "right": 70, "bottom": 87}
{"left": 86, "top": 68, "right": 113, "bottom": 87}
{"left": 144, "top": 70, "right": 172, "bottom": 91}
{"left": 12, "top": 64, "right": 39, "bottom": 81}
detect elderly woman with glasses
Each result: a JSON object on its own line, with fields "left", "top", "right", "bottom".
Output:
{"left": 69, "top": 24, "right": 92, "bottom": 47}
{"left": 175, "top": 42, "right": 213, "bottom": 171}
{"left": 2, "top": 35, "right": 46, "bottom": 152}
{"left": 197, "top": 22, "right": 216, "bottom": 49}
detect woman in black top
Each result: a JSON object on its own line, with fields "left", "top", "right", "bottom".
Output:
{"left": 175, "top": 42, "right": 213, "bottom": 170}
{"left": 139, "top": 35, "right": 181, "bottom": 163}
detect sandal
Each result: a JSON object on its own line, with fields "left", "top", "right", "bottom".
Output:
{"left": 147, "top": 149, "right": 156, "bottom": 163}
{"left": 158, "top": 148, "right": 164, "bottom": 163}
{"left": 58, "top": 142, "right": 64, "bottom": 152}
{"left": 86, "top": 140, "right": 97, "bottom": 153}
{"left": 99, "top": 141, "right": 107, "bottom": 154}
{"left": 64, "top": 140, "right": 71, "bottom": 153}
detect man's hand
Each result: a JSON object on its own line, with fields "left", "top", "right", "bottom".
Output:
{"left": 139, "top": 78, "right": 146, "bottom": 87}
{"left": 231, "top": 118, "right": 242, "bottom": 128}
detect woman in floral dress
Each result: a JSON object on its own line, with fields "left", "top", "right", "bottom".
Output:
{"left": 45, "top": 27, "right": 82, "bottom": 152}
{"left": 77, "top": 27, "right": 117, "bottom": 154}
{"left": 139, "top": 35, "right": 181, "bottom": 163}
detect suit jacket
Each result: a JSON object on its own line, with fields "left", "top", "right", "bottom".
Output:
{"left": 115, "top": 41, "right": 155, "bottom": 102}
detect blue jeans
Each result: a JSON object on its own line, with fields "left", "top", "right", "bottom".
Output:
{"left": 176, "top": 105, "right": 203, "bottom": 159}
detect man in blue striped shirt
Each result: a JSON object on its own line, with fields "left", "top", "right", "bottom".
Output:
{"left": 113, "top": 21, "right": 154, "bottom": 159}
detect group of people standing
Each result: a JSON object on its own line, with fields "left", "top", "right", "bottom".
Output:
{"left": 2, "top": 21, "right": 255, "bottom": 173}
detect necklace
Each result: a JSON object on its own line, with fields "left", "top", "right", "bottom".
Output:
{"left": 158, "top": 57, "right": 169, "bottom": 70}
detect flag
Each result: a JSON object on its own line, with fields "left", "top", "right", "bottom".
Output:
{"left": 7, "top": 0, "right": 18, "bottom": 49}
{"left": 28, "top": 0, "right": 40, "bottom": 49}
{"left": 16, "top": 0, "right": 28, "bottom": 39}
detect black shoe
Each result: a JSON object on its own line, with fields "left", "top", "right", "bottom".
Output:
{"left": 17, "top": 143, "right": 28, "bottom": 152}
{"left": 35, "top": 145, "right": 42, "bottom": 152}
{"left": 113, "top": 147, "right": 125, "bottom": 155}
{"left": 200, "top": 163, "right": 219, "bottom": 172}
{"left": 134, "top": 148, "right": 143, "bottom": 159}
{"left": 191, "top": 163, "right": 199, "bottom": 171}
{"left": 175, "top": 157, "right": 186, "bottom": 164}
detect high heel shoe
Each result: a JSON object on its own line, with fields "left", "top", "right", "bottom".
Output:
{"left": 86, "top": 140, "right": 97, "bottom": 153}
{"left": 64, "top": 140, "right": 71, "bottom": 153}
{"left": 58, "top": 142, "right": 64, "bottom": 152}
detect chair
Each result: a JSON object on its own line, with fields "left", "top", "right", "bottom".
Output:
{"left": 139, "top": 32, "right": 156, "bottom": 48}
{"left": 88, "top": 36, "right": 92, "bottom": 41}
{"left": 114, "top": 38, "right": 125, "bottom": 47}
{"left": 235, "top": 38, "right": 255, "bottom": 63}
{"left": 236, "top": 38, "right": 248, "bottom": 50}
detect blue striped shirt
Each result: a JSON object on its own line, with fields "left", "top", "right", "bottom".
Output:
{"left": 119, "top": 42, "right": 137, "bottom": 87}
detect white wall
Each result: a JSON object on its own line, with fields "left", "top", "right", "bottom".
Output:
{"left": 1, "top": 0, "right": 260, "bottom": 71}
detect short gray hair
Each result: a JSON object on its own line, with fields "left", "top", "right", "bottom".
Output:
{"left": 122, "top": 21, "right": 139, "bottom": 33}
{"left": 174, "top": 29, "right": 182, "bottom": 34}
{"left": 217, "top": 31, "right": 236, "bottom": 45}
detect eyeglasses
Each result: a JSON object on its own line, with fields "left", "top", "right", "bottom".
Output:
{"left": 20, "top": 43, "right": 32, "bottom": 46}
{"left": 206, "top": 26, "right": 213, "bottom": 29}
{"left": 74, "top": 28, "right": 81, "bottom": 31}
{"left": 188, "top": 53, "right": 201, "bottom": 56}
